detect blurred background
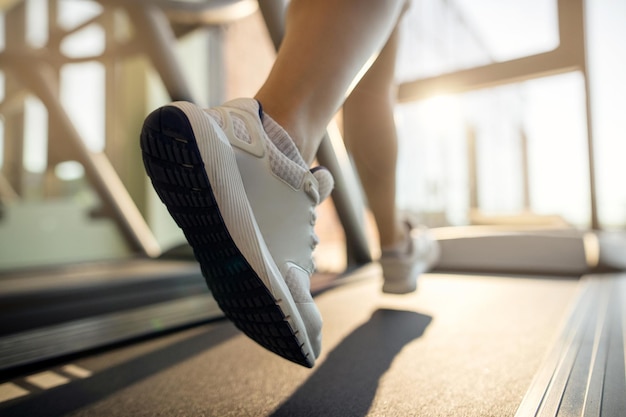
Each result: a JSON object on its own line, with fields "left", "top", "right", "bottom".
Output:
{"left": 0, "top": 0, "right": 624, "bottom": 271}
{"left": 2, "top": 2, "right": 625, "bottom": 411}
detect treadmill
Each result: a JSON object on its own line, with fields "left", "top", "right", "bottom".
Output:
{"left": 1, "top": 0, "right": 624, "bottom": 415}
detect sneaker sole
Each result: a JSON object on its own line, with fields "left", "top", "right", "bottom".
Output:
{"left": 140, "top": 103, "right": 315, "bottom": 367}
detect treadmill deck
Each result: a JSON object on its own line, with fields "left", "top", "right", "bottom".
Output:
{"left": 0, "top": 270, "right": 585, "bottom": 416}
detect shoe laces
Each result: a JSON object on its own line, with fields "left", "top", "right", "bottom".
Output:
{"left": 207, "top": 99, "right": 336, "bottom": 265}
{"left": 305, "top": 167, "right": 334, "bottom": 256}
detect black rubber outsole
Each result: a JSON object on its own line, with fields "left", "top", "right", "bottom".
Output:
{"left": 140, "top": 106, "right": 312, "bottom": 368}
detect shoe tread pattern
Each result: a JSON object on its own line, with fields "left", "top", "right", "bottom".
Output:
{"left": 140, "top": 106, "right": 311, "bottom": 367}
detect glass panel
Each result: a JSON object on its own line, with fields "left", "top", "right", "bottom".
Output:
{"left": 395, "top": 72, "right": 590, "bottom": 228}
{"left": 26, "top": 0, "right": 48, "bottom": 48}
{"left": 452, "top": 0, "right": 559, "bottom": 61}
{"left": 22, "top": 95, "right": 48, "bottom": 176}
{"left": 397, "top": 0, "right": 559, "bottom": 81}
{"left": 60, "top": 23, "right": 106, "bottom": 59}
{"left": 0, "top": 0, "right": 227, "bottom": 271}
{"left": 394, "top": 0, "right": 588, "bottom": 228}
{"left": 60, "top": 62, "right": 106, "bottom": 152}
{"left": 396, "top": 0, "right": 625, "bottom": 229}
{"left": 57, "top": 0, "right": 103, "bottom": 30}
{"left": 523, "top": 73, "right": 590, "bottom": 225}
{"left": 587, "top": 0, "right": 626, "bottom": 228}
{"left": 0, "top": 2, "right": 128, "bottom": 270}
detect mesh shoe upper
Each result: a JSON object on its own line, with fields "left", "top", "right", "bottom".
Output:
{"left": 380, "top": 220, "right": 440, "bottom": 294}
{"left": 204, "top": 98, "right": 333, "bottom": 357}
{"left": 208, "top": 99, "right": 333, "bottom": 273}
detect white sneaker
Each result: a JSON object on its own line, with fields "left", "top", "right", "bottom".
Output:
{"left": 380, "top": 221, "right": 440, "bottom": 294}
{"left": 140, "top": 99, "right": 333, "bottom": 367}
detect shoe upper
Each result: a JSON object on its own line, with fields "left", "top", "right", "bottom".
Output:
{"left": 206, "top": 98, "right": 333, "bottom": 275}
{"left": 380, "top": 220, "right": 440, "bottom": 294}
{"left": 203, "top": 99, "right": 333, "bottom": 355}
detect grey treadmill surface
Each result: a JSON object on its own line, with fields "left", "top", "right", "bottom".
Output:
{"left": 0, "top": 270, "right": 587, "bottom": 416}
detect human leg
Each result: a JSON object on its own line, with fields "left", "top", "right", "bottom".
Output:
{"left": 343, "top": 16, "right": 440, "bottom": 294}
{"left": 255, "top": 0, "right": 408, "bottom": 164}
{"left": 343, "top": 26, "right": 403, "bottom": 250}
{"left": 141, "top": 0, "right": 406, "bottom": 367}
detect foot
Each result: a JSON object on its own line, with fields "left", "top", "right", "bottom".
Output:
{"left": 380, "top": 220, "right": 439, "bottom": 294}
{"left": 140, "top": 98, "right": 333, "bottom": 367}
